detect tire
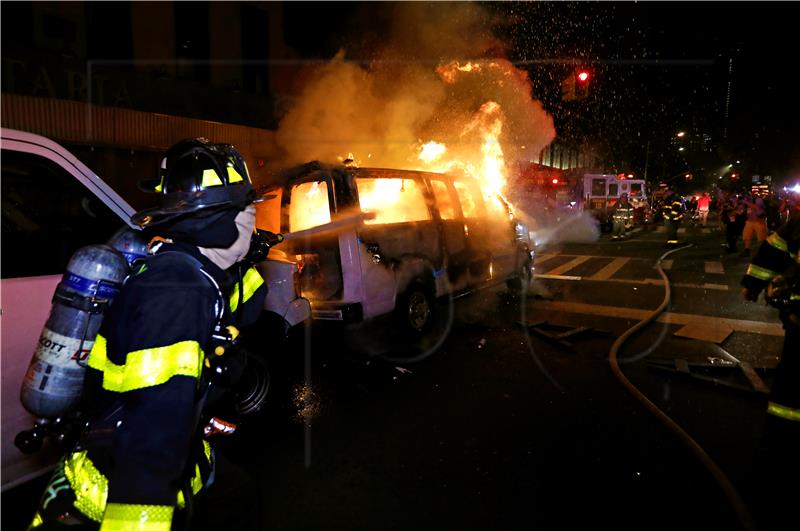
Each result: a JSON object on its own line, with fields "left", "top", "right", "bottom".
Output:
{"left": 397, "top": 280, "right": 435, "bottom": 334}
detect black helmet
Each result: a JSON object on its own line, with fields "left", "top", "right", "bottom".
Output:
{"left": 132, "top": 138, "right": 255, "bottom": 228}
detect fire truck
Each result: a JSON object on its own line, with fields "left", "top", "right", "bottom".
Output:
{"left": 580, "top": 174, "right": 648, "bottom": 229}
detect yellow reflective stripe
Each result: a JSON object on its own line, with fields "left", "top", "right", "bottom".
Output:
{"left": 227, "top": 166, "right": 244, "bottom": 183}
{"left": 87, "top": 334, "right": 108, "bottom": 371}
{"left": 100, "top": 503, "right": 173, "bottom": 531}
{"left": 64, "top": 451, "right": 108, "bottom": 522}
{"left": 767, "top": 401, "right": 800, "bottom": 422}
{"left": 767, "top": 232, "right": 789, "bottom": 252}
{"left": 29, "top": 512, "right": 44, "bottom": 528}
{"left": 177, "top": 441, "right": 212, "bottom": 506}
{"left": 201, "top": 169, "right": 223, "bottom": 188}
{"left": 154, "top": 176, "right": 164, "bottom": 193}
{"left": 229, "top": 267, "right": 264, "bottom": 313}
{"left": 746, "top": 263, "right": 779, "bottom": 282}
{"left": 66, "top": 445, "right": 210, "bottom": 523}
{"left": 88, "top": 335, "right": 204, "bottom": 392}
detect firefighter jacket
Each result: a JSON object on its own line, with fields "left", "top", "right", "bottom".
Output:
{"left": 56, "top": 242, "right": 233, "bottom": 530}
{"left": 612, "top": 201, "right": 634, "bottom": 223}
{"left": 741, "top": 215, "right": 800, "bottom": 423}
{"left": 742, "top": 215, "right": 800, "bottom": 298}
{"left": 660, "top": 193, "right": 685, "bottom": 221}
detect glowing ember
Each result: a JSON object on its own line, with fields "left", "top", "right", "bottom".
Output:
{"left": 292, "top": 383, "right": 321, "bottom": 424}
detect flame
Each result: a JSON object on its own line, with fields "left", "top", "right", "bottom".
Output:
{"left": 289, "top": 181, "right": 331, "bottom": 232}
{"left": 419, "top": 141, "right": 446, "bottom": 164}
{"left": 436, "top": 61, "right": 487, "bottom": 84}
{"left": 414, "top": 100, "right": 511, "bottom": 218}
{"left": 286, "top": 56, "right": 547, "bottom": 231}
{"left": 357, "top": 177, "right": 430, "bottom": 225}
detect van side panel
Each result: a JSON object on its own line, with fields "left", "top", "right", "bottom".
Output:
{"left": 340, "top": 232, "right": 395, "bottom": 320}
{"left": 1, "top": 276, "right": 65, "bottom": 490}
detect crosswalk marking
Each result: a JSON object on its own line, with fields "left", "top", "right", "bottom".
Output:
{"left": 531, "top": 252, "right": 741, "bottom": 289}
{"left": 543, "top": 256, "right": 591, "bottom": 276}
{"left": 589, "top": 257, "right": 630, "bottom": 280}
{"left": 704, "top": 261, "right": 725, "bottom": 274}
{"left": 531, "top": 300, "right": 783, "bottom": 336}
{"left": 535, "top": 253, "right": 558, "bottom": 266}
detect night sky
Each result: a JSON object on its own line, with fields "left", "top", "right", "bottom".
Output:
{"left": 283, "top": 1, "right": 798, "bottom": 183}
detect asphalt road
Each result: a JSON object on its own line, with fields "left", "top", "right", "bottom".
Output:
{"left": 3, "top": 221, "right": 788, "bottom": 531}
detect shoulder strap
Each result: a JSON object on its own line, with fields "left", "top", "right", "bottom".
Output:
{"left": 150, "top": 250, "right": 226, "bottom": 326}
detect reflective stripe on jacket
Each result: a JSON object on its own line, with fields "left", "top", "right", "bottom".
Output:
{"left": 228, "top": 264, "right": 266, "bottom": 326}
{"left": 661, "top": 195, "right": 684, "bottom": 221}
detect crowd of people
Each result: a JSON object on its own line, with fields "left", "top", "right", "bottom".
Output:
{"left": 610, "top": 184, "right": 800, "bottom": 252}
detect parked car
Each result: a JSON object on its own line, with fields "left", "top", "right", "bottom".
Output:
{"left": 0, "top": 128, "right": 309, "bottom": 490}
{"left": 256, "top": 162, "right": 534, "bottom": 358}
{"left": 1, "top": 128, "right": 138, "bottom": 490}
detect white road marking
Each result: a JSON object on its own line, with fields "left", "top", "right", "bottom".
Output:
{"left": 543, "top": 256, "right": 591, "bottom": 276}
{"left": 704, "top": 261, "right": 725, "bottom": 274}
{"left": 660, "top": 259, "right": 673, "bottom": 270}
{"left": 589, "top": 257, "right": 630, "bottom": 281}
{"left": 531, "top": 301, "right": 783, "bottom": 336}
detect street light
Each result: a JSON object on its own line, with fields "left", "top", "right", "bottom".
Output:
{"left": 676, "top": 131, "right": 686, "bottom": 138}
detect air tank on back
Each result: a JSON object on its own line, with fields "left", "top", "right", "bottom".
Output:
{"left": 19, "top": 228, "right": 148, "bottom": 419}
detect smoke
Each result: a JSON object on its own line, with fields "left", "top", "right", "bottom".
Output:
{"left": 274, "top": 2, "right": 555, "bottom": 170}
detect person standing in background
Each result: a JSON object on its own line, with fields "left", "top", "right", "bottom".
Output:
{"left": 740, "top": 192, "right": 768, "bottom": 257}
{"left": 697, "top": 192, "right": 711, "bottom": 227}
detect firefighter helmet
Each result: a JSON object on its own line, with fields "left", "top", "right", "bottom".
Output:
{"left": 132, "top": 138, "right": 255, "bottom": 228}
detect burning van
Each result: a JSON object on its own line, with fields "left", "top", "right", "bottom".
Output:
{"left": 256, "top": 161, "right": 534, "bottom": 352}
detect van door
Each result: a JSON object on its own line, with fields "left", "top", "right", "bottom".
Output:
{"left": 452, "top": 179, "right": 491, "bottom": 283}
{"left": 428, "top": 178, "right": 470, "bottom": 290}
{"left": 355, "top": 174, "right": 439, "bottom": 316}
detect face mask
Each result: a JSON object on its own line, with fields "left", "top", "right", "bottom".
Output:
{"left": 197, "top": 205, "right": 256, "bottom": 270}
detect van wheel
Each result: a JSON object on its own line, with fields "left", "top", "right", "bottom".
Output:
{"left": 398, "top": 280, "right": 435, "bottom": 334}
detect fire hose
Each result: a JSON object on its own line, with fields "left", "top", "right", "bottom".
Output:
{"left": 608, "top": 243, "right": 756, "bottom": 531}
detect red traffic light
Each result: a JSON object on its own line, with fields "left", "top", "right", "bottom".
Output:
{"left": 551, "top": 178, "right": 559, "bottom": 185}
{"left": 577, "top": 70, "right": 590, "bottom": 82}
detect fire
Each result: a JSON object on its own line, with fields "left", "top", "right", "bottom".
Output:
{"left": 418, "top": 141, "right": 446, "bottom": 164}
{"left": 282, "top": 53, "right": 551, "bottom": 231}
{"left": 436, "top": 61, "right": 490, "bottom": 84}
{"left": 414, "top": 100, "right": 511, "bottom": 218}
{"left": 289, "top": 181, "right": 331, "bottom": 232}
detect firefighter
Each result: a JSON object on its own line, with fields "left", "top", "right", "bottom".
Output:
{"left": 28, "top": 139, "right": 264, "bottom": 530}
{"left": 741, "top": 211, "right": 800, "bottom": 528}
{"left": 610, "top": 193, "right": 634, "bottom": 240}
{"left": 660, "top": 185, "right": 685, "bottom": 246}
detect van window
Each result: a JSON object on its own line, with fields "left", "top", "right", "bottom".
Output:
{"left": 429, "top": 179, "right": 456, "bottom": 220}
{"left": 356, "top": 177, "right": 430, "bottom": 225}
{"left": 255, "top": 187, "right": 282, "bottom": 234}
{"left": 1, "top": 150, "right": 123, "bottom": 279}
{"left": 290, "top": 180, "right": 331, "bottom": 232}
{"left": 453, "top": 180, "right": 480, "bottom": 218}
